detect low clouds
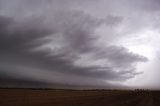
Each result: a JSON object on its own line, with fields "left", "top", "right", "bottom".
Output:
{"left": 0, "top": 0, "right": 148, "bottom": 88}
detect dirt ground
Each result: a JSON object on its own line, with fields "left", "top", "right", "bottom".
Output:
{"left": 0, "top": 89, "right": 159, "bottom": 106}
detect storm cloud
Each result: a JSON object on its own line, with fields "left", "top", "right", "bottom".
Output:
{"left": 0, "top": 0, "right": 149, "bottom": 88}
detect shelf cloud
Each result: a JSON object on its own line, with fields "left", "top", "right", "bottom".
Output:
{"left": 0, "top": 0, "right": 150, "bottom": 88}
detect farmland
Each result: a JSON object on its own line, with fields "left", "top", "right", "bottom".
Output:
{"left": 0, "top": 88, "right": 159, "bottom": 106}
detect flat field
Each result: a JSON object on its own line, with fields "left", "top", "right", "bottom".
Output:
{"left": 0, "top": 88, "right": 159, "bottom": 106}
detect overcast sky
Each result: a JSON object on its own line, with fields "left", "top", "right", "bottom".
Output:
{"left": 0, "top": 0, "right": 160, "bottom": 89}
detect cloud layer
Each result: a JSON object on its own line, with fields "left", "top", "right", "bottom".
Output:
{"left": 0, "top": 0, "right": 148, "bottom": 88}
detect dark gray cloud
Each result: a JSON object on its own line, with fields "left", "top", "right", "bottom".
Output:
{"left": 0, "top": 0, "right": 148, "bottom": 88}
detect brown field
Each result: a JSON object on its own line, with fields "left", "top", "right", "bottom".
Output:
{"left": 0, "top": 88, "right": 160, "bottom": 106}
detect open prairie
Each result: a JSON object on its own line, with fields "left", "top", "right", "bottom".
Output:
{"left": 0, "top": 89, "right": 160, "bottom": 106}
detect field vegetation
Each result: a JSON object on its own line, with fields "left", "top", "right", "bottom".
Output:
{"left": 0, "top": 88, "right": 159, "bottom": 106}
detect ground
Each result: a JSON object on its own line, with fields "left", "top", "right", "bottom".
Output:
{"left": 0, "top": 88, "right": 159, "bottom": 106}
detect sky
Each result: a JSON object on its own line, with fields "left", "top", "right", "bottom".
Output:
{"left": 0, "top": 0, "right": 160, "bottom": 89}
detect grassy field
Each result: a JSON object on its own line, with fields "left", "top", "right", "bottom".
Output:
{"left": 0, "top": 88, "right": 159, "bottom": 106}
